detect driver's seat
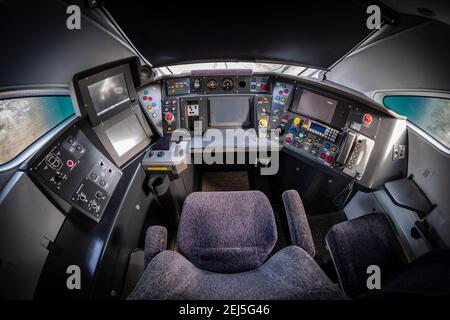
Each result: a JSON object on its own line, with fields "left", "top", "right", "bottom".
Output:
{"left": 128, "top": 190, "right": 344, "bottom": 300}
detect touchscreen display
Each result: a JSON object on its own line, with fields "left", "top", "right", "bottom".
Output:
{"left": 88, "top": 73, "right": 130, "bottom": 116}
{"left": 294, "top": 89, "right": 337, "bottom": 124}
{"left": 105, "top": 114, "right": 147, "bottom": 157}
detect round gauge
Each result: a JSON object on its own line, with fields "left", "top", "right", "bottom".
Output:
{"left": 193, "top": 78, "right": 202, "bottom": 89}
{"left": 207, "top": 79, "right": 218, "bottom": 90}
{"left": 222, "top": 78, "right": 234, "bottom": 91}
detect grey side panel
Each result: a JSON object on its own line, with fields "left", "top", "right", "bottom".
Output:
{"left": 408, "top": 129, "right": 450, "bottom": 247}
{"left": 326, "top": 21, "right": 450, "bottom": 95}
{"left": 0, "top": 173, "right": 65, "bottom": 299}
{"left": 358, "top": 117, "right": 408, "bottom": 188}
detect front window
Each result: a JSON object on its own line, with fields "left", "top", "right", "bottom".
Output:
{"left": 0, "top": 96, "right": 75, "bottom": 165}
{"left": 155, "top": 62, "right": 321, "bottom": 79}
{"left": 383, "top": 95, "right": 450, "bottom": 149}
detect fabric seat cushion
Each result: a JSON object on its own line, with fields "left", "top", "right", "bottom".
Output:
{"left": 177, "top": 191, "right": 277, "bottom": 273}
{"left": 128, "top": 246, "right": 345, "bottom": 300}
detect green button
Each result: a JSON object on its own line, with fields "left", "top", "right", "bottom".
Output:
{"left": 144, "top": 90, "right": 149, "bottom": 95}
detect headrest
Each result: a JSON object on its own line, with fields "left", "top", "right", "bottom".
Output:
{"left": 177, "top": 191, "right": 277, "bottom": 273}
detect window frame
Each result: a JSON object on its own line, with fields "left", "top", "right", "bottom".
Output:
{"left": 373, "top": 89, "right": 450, "bottom": 155}
{"left": 0, "top": 87, "right": 78, "bottom": 171}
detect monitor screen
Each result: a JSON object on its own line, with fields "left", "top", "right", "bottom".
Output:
{"left": 105, "top": 114, "right": 148, "bottom": 157}
{"left": 294, "top": 89, "right": 337, "bottom": 125}
{"left": 209, "top": 97, "right": 250, "bottom": 128}
{"left": 88, "top": 73, "right": 130, "bottom": 116}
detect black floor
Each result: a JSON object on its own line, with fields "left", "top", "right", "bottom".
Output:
{"left": 307, "top": 210, "right": 347, "bottom": 265}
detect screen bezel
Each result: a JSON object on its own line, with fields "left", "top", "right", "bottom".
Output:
{"left": 290, "top": 87, "right": 349, "bottom": 129}
{"left": 94, "top": 104, "right": 152, "bottom": 167}
{"left": 207, "top": 96, "right": 253, "bottom": 129}
{"left": 77, "top": 64, "right": 137, "bottom": 126}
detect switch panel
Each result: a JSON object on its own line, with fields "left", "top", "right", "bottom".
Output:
{"left": 31, "top": 130, "right": 122, "bottom": 223}
{"left": 138, "top": 84, "right": 163, "bottom": 135}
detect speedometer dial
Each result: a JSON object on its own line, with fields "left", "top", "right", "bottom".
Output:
{"left": 222, "top": 78, "right": 234, "bottom": 91}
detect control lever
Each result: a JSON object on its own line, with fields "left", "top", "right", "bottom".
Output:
{"left": 336, "top": 130, "right": 356, "bottom": 166}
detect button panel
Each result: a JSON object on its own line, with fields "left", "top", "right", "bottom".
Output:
{"left": 281, "top": 113, "right": 341, "bottom": 167}
{"left": 31, "top": 130, "right": 122, "bottom": 223}
{"left": 162, "top": 98, "right": 179, "bottom": 135}
{"left": 138, "top": 84, "right": 163, "bottom": 135}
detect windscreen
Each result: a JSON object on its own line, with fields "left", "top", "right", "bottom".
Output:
{"left": 105, "top": 114, "right": 147, "bottom": 157}
{"left": 88, "top": 73, "right": 130, "bottom": 116}
{"left": 209, "top": 97, "right": 250, "bottom": 128}
{"left": 294, "top": 89, "right": 337, "bottom": 124}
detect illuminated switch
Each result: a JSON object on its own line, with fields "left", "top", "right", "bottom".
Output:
{"left": 259, "top": 118, "right": 268, "bottom": 128}
{"left": 326, "top": 155, "right": 334, "bottom": 163}
{"left": 293, "top": 118, "right": 301, "bottom": 126}
{"left": 363, "top": 113, "right": 373, "bottom": 126}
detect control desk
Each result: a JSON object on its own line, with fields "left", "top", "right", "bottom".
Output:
{"left": 137, "top": 70, "right": 407, "bottom": 188}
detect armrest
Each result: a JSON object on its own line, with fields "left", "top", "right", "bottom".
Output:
{"left": 144, "top": 226, "right": 168, "bottom": 268}
{"left": 282, "top": 190, "right": 315, "bottom": 257}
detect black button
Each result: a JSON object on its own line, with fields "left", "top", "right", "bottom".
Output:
{"left": 90, "top": 172, "right": 98, "bottom": 180}
{"left": 99, "top": 179, "right": 107, "bottom": 187}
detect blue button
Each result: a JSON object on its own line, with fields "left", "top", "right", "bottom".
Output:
{"left": 251, "top": 84, "right": 256, "bottom": 89}
{"left": 325, "top": 143, "right": 331, "bottom": 149}
{"left": 275, "top": 96, "right": 280, "bottom": 101}
{"left": 290, "top": 127, "right": 297, "bottom": 134}
{"left": 152, "top": 102, "right": 157, "bottom": 107}
{"left": 251, "top": 77, "right": 256, "bottom": 82}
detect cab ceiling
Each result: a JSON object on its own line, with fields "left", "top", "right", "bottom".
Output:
{"left": 103, "top": 1, "right": 377, "bottom": 69}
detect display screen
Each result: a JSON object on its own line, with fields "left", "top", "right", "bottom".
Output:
{"left": 209, "top": 97, "right": 250, "bottom": 128}
{"left": 88, "top": 73, "right": 130, "bottom": 116}
{"left": 294, "top": 90, "right": 337, "bottom": 124}
{"left": 105, "top": 114, "right": 147, "bottom": 157}
{"left": 310, "top": 122, "right": 327, "bottom": 134}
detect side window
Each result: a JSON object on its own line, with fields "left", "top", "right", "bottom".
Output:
{"left": 0, "top": 96, "right": 74, "bottom": 166}
{"left": 383, "top": 95, "right": 450, "bottom": 149}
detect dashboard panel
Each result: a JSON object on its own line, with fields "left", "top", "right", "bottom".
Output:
{"left": 137, "top": 71, "right": 407, "bottom": 188}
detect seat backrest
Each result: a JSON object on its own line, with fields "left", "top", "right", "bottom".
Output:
{"left": 177, "top": 191, "right": 277, "bottom": 273}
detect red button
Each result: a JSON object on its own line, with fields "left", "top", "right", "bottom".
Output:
{"left": 283, "top": 115, "right": 289, "bottom": 120}
{"left": 165, "top": 113, "right": 173, "bottom": 121}
{"left": 363, "top": 113, "right": 373, "bottom": 125}
{"left": 284, "top": 89, "right": 289, "bottom": 94}
{"left": 285, "top": 137, "right": 292, "bottom": 143}
{"left": 320, "top": 153, "right": 326, "bottom": 159}
{"left": 148, "top": 97, "right": 153, "bottom": 101}
{"left": 326, "top": 155, "right": 333, "bottom": 163}
{"left": 261, "top": 83, "right": 267, "bottom": 90}
{"left": 257, "top": 97, "right": 262, "bottom": 102}
{"left": 67, "top": 160, "right": 74, "bottom": 167}
{"left": 279, "top": 90, "right": 283, "bottom": 95}
{"left": 143, "top": 96, "right": 147, "bottom": 101}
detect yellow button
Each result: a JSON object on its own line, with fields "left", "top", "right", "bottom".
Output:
{"left": 259, "top": 118, "right": 268, "bottom": 127}
{"left": 147, "top": 105, "right": 153, "bottom": 110}
{"left": 293, "top": 117, "right": 301, "bottom": 126}
{"left": 281, "top": 98, "right": 286, "bottom": 102}
{"left": 307, "top": 137, "right": 313, "bottom": 143}
{"left": 331, "top": 146, "right": 337, "bottom": 152}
